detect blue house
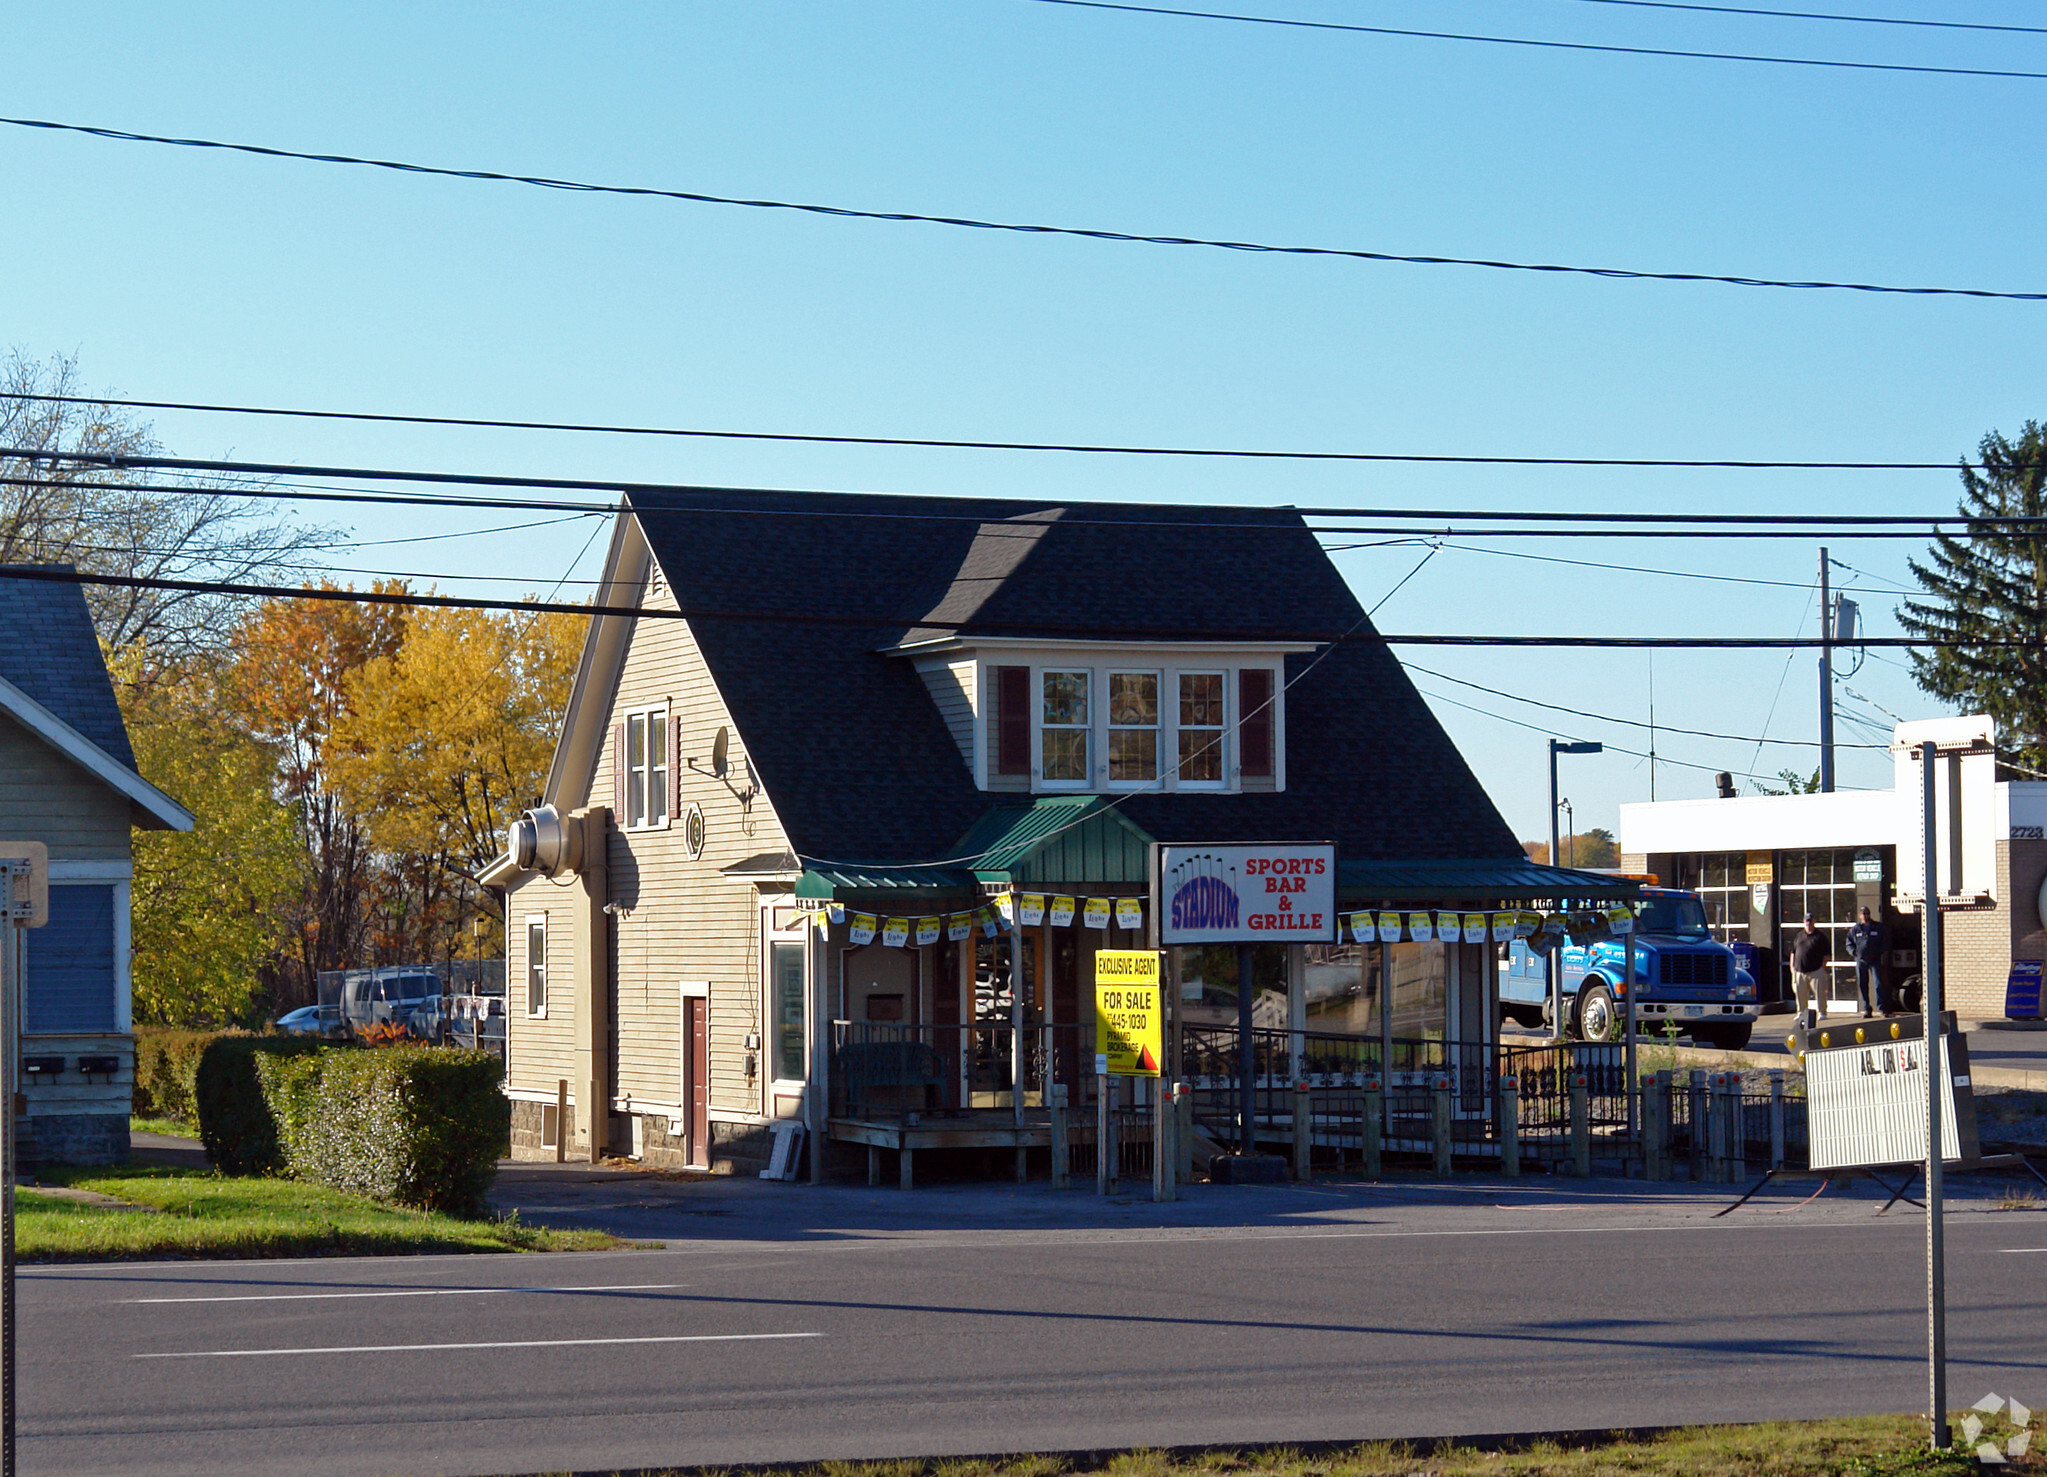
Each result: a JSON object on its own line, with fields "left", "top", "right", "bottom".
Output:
{"left": 0, "top": 568, "right": 192, "bottom": 1163}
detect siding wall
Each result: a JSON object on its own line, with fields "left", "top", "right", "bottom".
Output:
{"left": 0, "top": 718, "right": 132, "bottom": 861}
{"left": 504, "top": 892, "right": 576, "bottom": 1093}
{"left": 916, "top": 658, "right": 976, "bottom": 775}
{"left": 506, "top": 581, "right": 795, "bottom": 1132}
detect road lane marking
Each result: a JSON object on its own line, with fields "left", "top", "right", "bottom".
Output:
{"left": 126, "top": 1282, "right": 687, "bottom": 1304}
{"left": 136, "top": 1331, "right": 821, "bottom": 1358}
{"left": 1996, "top": 1248, "right": 2047, "bottom": 1254}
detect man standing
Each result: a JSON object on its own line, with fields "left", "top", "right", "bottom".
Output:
{"left": 1790, "top": 913, "right": 1832, "bottom": 1023}
{"left": 1846, "top": 905, "right": 1887, "bottom": 1018}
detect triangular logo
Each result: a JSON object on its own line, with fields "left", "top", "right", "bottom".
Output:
{"left": 1138, "top": 1043, "right": 1158, "bottom": 1073}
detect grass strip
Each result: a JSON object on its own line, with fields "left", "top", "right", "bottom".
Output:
{"left": 18, "top": 1165, "right": 626, "bottom": 1261}
{"left": 499, "top": 1416, "right": 2031, "bottom": 1477}
{"left": 128, "top": 1115, "right": 199, "bottom": 1139}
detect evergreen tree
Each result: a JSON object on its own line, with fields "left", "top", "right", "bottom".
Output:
{"left": 1899, "top": 422, "right": 2047, "bottom": 770}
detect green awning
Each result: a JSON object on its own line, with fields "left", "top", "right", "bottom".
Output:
{"left": 952, "top": 796, "right": 1154, "bottom": 888}
{"left": 794, "top": 863, "right": 979, "bottom": 899}
{"left": 1336, "top": 858, "right": 1642, "bottom": 906}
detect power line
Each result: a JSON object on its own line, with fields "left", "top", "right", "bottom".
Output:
{"left": 1, "top": 449, "right": 2031, "bottom": 528}
{"left": 1558, "top": 0, "right": 2047, "bottom": 37}
{"left": 1402, "top": 660, "right": 1885, "bottom": 747}
{"left": 0, "top": 392, "right": 2002, "bottom": 469}
{"left": 2, "top": 563, "right": 2044, "bottom": 648}
{"left": 6, "top": 117, "right": 2043, "bottom": 301}
{"left": 1421, "top": 541, "right": 1822, "bottom": 589}
{"left": 1412, "top": 682, "right": 1774, "bottom": 782}
{"left": 1021, "top": 0, "right": 2047, "bottom": 82}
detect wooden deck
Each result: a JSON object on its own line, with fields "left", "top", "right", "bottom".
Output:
{"left": 828, "top": 1110, "right": 1055, "bottom": 1188}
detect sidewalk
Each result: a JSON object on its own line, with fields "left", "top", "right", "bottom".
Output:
{"left": 485, "top": 1149, "right": 2047, "bottom": 1247}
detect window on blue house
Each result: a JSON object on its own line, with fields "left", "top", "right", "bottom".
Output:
{"left": 25, "top": 885, "right": 116, "bottom": 1034}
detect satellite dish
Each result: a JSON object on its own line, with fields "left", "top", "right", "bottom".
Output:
{"left": 711, "top": 726, "right": 729, "bottom": 778}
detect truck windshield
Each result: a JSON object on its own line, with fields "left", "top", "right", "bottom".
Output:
{"left": 1637, "top": 895, "right": 1709, "bottom": 939}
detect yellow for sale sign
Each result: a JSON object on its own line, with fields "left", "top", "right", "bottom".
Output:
{"left": 1094, "top": 950, "right": 1163, "bottom": 1077}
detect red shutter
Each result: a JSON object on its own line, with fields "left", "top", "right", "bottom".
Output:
{"left": 1238, "top": 669, "right": 1274, "bottom": 779}
{"left": 612, "top": 722, "right": 626, "bottom": 818}
{"left": 995, "top": 666, "right": 1030, "bottom": 775}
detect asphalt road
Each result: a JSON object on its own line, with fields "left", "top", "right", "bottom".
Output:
{"left": 20, "top": 1177, "right": 2047, "bottom": 1477}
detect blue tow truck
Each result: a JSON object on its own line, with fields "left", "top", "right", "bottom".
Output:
{"left": 1498, "top": 887, "right": 1759, "bottom": 1049}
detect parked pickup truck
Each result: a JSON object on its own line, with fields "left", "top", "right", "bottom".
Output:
{"left": 1498, "top": 887, "right": 1759, "bottom": 1049}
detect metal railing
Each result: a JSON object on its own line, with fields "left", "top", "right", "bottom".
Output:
{"left": 828, "top": 1020, "right": 1091, "bottom": 1119}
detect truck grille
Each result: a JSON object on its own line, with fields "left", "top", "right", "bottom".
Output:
{"left": 1659, "top": 952, "right": 1729, "bottom": 987}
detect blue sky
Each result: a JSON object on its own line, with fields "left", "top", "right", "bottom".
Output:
{"left": 7, "top": 1, "right": 2045, "bottom": 844}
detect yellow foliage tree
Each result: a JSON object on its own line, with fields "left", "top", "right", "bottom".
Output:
{"left": 328, "top": 605, "right": 582, "bottom": 949}
{"left": 118, "top": 655, "right": 300, "bottom": 1025}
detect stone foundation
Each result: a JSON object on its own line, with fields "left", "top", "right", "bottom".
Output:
{"left": 22, "top": 1113, "right": 129, "bottom": 1166}
{"left": 507, "top": 1098, "right": 774, "bottom": 1174}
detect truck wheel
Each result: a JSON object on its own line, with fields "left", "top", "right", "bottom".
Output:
{"left": 1693, "top": 1022, "right": 1753, "bottom": 1050}
{"left": 1574, "top": 983, "right": 1619, "bottom": 1043}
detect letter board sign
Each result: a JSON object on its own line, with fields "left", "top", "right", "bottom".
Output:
{"left": 1155, "top": 843, "right": 1336, "bottom": 945}
{"left": 1803, "top": 1015, "right": 1978, "bottom": 1171}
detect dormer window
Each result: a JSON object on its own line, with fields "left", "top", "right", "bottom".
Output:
{"left": 1107, "top": 671, "right": 1159, "bottom": 786}
{"left": 897, "top": 639, "right": 1303, "bottom": 796}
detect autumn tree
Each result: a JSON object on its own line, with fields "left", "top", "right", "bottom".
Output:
{"left": 329, "top": 604, "right": 582, "bottom": 960}
{"left": 225, "top": 583, "right": 406, "bottom": 1007}
{"left": 117, "top": 652, "right": 298, "bottom": 1025}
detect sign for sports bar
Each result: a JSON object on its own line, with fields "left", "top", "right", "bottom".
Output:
{"left": 1803, "top": 1013, "right": 1978, "bottom": 1171}
{"left": 1154, "top": 842, "right": 1337, "bottom": 945}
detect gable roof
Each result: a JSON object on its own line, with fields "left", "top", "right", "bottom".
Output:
{"left": 0, "top": 567, "right": 137, "bottom": 768}
{"left": 623, "top": 486, "right": 1520, "bottom": 870}
{"left": 0, "top": 568, "right": 193, "bottom": 832}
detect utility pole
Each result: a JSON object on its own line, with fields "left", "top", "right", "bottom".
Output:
{"left": 1819, "top": 547, "right": 1835, "bottom": 794}
{"left": 1919, "top": 740, "right": 1947, "bottom": 1451}
{"left": 1546, "top": 740, "right": 1601, "bottom": 1043}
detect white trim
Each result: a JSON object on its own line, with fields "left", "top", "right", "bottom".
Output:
{"left": 478, "top": 850, "right": 521, "bottom": 887}
{"left": 113, "top": 878, "right": 132, "bottom": 1034}
{"left": 885, "top": 635, "right": 1319, "bottom": 658}
{"left": 710, "top": 1106, "right": 767, "bottom": 1125}
{"left": 47, "top": 860, "right": 133, "bottom": 882}
{"left": 523, "top": 913, "right": 549, "bottom": 1019}
{"left": 0, "top": 675, "right": 193, "bottom": 832}
{"left": 612, "top": 1097, "right": 681, "bottom": 1117}
{"left": 620, "top": 703, "right": 673, "bottom": 831}
{"left": 680, "top": 979, "right": 710, "bottom": 998}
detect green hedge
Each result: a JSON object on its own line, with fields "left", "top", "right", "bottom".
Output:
{"left": 132, "top": 1027, "right": 239, "bottom": 1124}
{"left": 195, "top": 1035, "right": 325, "bottom": 1175}
{"left": 256, "top": 1047, "right": 509, "bottom": 1218}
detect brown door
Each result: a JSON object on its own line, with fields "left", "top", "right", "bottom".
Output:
{"left": 685, "top": 994, "right": 710, "bottom": 1168}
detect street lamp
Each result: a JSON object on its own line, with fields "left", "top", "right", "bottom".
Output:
{"left": 1547, "top": 740, "right": 1602, "bottom": 1042}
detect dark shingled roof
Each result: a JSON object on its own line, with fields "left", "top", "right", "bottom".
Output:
{"left": 0, "top": 566, "right": 137, "bottom": 769}
{"left": 628, "top": 487, "right": 1519, "bottom": 869}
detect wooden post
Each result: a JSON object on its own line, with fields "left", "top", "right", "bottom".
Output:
{"left": 1642, "top": 1073, "right": 1664, "bottom": 1182}
{"left": 1177, "top": 1081, "right": 1196, "bottom": 1184}
{"left": 1498, "top": 1071, "right": 1520, "bottom": 1178}
{"left": 1568, "top": 1072, "right": 1590, "bottom": 1178}
{"left": 1291, "top": 1080, "right": 1312, "bottom": 1180}
{"left": 1097, "top": 1072, "right": 1112, "bottom": 1195}
{"left": 900, "top": 1142, "right": 915, "bottom": 1191}
{"left": 555, "top": 1078, "right": 567, "bottom": 1165}
{"left": 1049, "top": 1081, "right": 1069, "bottom": 1189}
{"left": 1153, "top": 1080, "right": 1176, "bottom": 1202}
{"left": 867, "top": 1145, "right": 880, "bottom": 1187}
{"left": 1362, "top": 1074, "right": 1382, "bottom": 1179}
{"left": 1769, "top": 1068, "right": 1785, "bottom": 1170}
{"left": 1431, "top": 1075, "right": 1452, "bottom": 1177}
{"left": 1689, "top": 1068, "right": 1708, "bottom": 1183}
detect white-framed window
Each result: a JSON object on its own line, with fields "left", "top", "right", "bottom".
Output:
{"left": 1040, "top": 670, "right": 1091, "bottom": 787}
{"left": 1106, "top": 670, "right": 1160, "bottom": 786}
{"left": 1175, "top": 670, "right": 1227, "bottom": 787}
{"left": 1005, "top": 659, "right": 1284, "bottom": 795}
{"left": 525, "top": 915, "right": 548, "bottom": 1017}
{"left": 623, "top": 705, "right": 669, "bottom": 830}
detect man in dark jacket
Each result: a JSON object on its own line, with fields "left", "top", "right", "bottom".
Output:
{"left": 1790, "top": 914, "right": 1832, "bottom": 1022}
{"left": 1846, "top": 905, "right": 1887, "bottom": 1017}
